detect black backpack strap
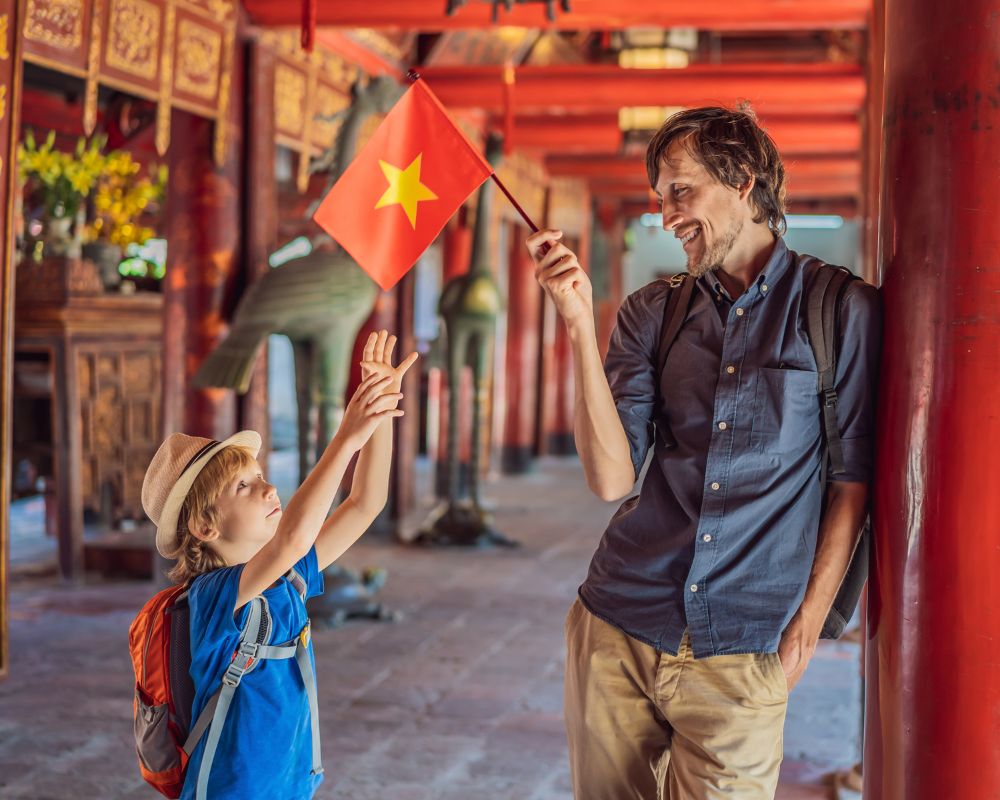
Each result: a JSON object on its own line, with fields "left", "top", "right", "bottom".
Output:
{"left": 805, "top": 261, "right": 869, "bottom": 641}
{"left": 805, "top": 264, "right": 854, "bottom": 476}
{"left": 655, "top": 273, "right": 696, "bottom": 449}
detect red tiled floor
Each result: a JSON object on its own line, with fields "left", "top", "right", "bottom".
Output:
{"left": 0, "top": 457, "right": 859, "bottom": 798}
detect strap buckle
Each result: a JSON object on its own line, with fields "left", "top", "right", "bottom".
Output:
{"left": 822, "top": 388, "right": 839, "bottom": 408}
{"left": 223, "top": 640, "right": 259, "bottom": 687}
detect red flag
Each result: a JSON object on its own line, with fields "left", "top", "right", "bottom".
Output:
{"left": 312, "top": 80, "right": 494, "bottom": 291}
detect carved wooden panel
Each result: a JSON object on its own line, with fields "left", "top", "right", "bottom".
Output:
{"left": 171, "top": 8, "right": 222, "bottom": 112}
{"left": 274, "top": 58, "right": 307, "bottom": 142}
{"left": 22, "top": 0, "right": 91, "bottom": 73}
{"left": 311, "top": 80, "right": 349, "bottom": 150}
{"left": 76, "top": 344, "right": 161, "bottom": 521}
{"left": 98, "top": 0, "right": 162, "bottom": 93}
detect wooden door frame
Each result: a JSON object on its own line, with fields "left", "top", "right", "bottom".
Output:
{"left": 1, "top": 0, "right": 26, "bottom": 681}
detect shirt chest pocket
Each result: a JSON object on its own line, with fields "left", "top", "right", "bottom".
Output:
{"left": 749, "top": 367, "right": 821, "bottom": 454}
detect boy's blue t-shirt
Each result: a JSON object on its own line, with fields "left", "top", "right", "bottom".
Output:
{"left": 182, "top": 548, "right": 325, "bottom": 800}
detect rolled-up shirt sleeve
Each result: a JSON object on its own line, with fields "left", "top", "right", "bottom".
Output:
{"left": 830, "top": 280, "right": 882, "bottom": 483}
{"left": 603, "top": 284, "right": 665, "bottom": 480}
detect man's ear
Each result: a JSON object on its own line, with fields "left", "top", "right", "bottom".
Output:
{"left": 188, "top": 517, "right": 219, "bottom": 543}
{"left": 738, "top": 171, "right": 756, "bottom": 202}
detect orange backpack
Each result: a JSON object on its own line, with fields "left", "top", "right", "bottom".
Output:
{"left": 128, "top": 569, "right": 320, "bottom": 799}
{"left": 128, "top": 584, "right": 196, "bottom": 798}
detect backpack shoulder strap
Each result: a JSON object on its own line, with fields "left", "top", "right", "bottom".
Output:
{"left": 654, "top": 273, "right": 696, "bottom": 450}
{"left": 804, "top": 261, "right": 856, "bottom": 476}
{"left": 285, "top": 567, "right": 308, "bottom": 602}
{"left": 656, "top": 273, "right": 696, "bottom": 382}
{"left": 186, "top": 595, "right": 272, "bottom": 799}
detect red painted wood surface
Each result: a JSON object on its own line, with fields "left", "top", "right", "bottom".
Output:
{"left": 513, "top": 114, "right": 862, "bottom": 157}
{"left": 586, "top": 176, "right": 859, "bottom": 200}
{"left": 243, "top": 0, "right": 869, "bottom": 31}
{"left": 162, "top": 111, "right": 239, "bottom": 440}
{"left": 417, "top": 64, "right": 865, "bottom": 116}
{"left": 865, "top": 0, "right": 1000, "bottom": 797}
{"left": 547, "top": 154, "right": 860, "bottom": 183}
{"left": 501, "top": 224, "right": 541, "bottom": 471}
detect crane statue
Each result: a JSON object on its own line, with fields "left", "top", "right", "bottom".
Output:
{"left": 416, "top": 132, "right": 517, "bottom": 547}
{"left": 193, "top": 74, "right": 405, "bottom": 625}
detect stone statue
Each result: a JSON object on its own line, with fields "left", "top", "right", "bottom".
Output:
{"left": 194, "top": 75, "right": 403, "bottom": 484}
{"left": 194, "top": 75, "right": 406, "bottom": 624}
{"left": 417, "top": 132, "right": 516, "bottom": 547}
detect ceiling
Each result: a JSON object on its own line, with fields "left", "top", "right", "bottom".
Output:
{"left": 243, "top": 0, "right": 872, "bottom": 216}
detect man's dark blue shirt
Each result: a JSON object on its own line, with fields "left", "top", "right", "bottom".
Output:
{"left": 579, "top": 238, "right": 881, "bottom": 658}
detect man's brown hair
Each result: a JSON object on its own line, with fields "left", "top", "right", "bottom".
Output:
{"left": 645, "top": 106, "right": 788, "bottom": 236}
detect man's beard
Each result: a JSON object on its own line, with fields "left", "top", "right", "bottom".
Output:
{"left": 687, "top": 216, "right": 743, "bottom": 278}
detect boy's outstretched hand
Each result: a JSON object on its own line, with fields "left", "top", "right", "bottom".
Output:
{"left": 359, "top": 329, "right": 419, "bottom": 392}
{"left": 338, "top": 373, "right": 402, "bottom": 452}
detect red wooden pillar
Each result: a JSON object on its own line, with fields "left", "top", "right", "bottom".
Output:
{"left": 865, "top": 0, "right": 1000, "bottom": 797}
{"left": 0, "top": 0, "right": 25, "bottom": 677}
{"left": 162, "top": 100, "right": 243, "bottom": 439}
{"left": 860, "top": 0, "right": 886, "bottom": 285}
{"left": 241, "top": 41, "right": 278, "bottom": 470}
{"left": 546, "top": 234, "right": 578, "bottom": 456}
{"left": 500, "top": 223, "right": 541, "bottom": 473}
{"left": 594, "top": 199, "right": 625, "bottom": 357}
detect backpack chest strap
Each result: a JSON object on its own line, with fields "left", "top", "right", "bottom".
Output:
{"left": 189, "top": 600, "right": 323, "bottom": 799}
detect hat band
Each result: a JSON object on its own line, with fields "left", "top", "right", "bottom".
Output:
{"left": 180, "top": 440, "right": 221, "bottom": 476}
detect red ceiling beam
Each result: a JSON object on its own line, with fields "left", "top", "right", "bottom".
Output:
{"left": 511, "top": 114, "right": 862, "bottom": 155}
{"left": 589, "top": 175, "right": 860, "bottom": 200}
{"left": 621, "top": 198, "right": 860, "bottom": 220}
{"left": 551, "top": 155, "right": 860, "bottom": 183}
{"left": 420, "top": 64, "right": 865, "bottom": 116}
{"left": 243, "top": 0, "right": 869, "bottom": 31}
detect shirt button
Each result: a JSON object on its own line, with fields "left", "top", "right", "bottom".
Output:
{"left": 710, "top": 482, "right": 720, "bottom": 491}
{"left": 726, "top": 365, "right": 735, "bottom": 374}
{"left": 703, "top": 534, "right": 712, "bottom": 542}
{"left": 718, "top": 421, "right": 728, "bottom": 430}
{"left": 762, "top": 284, "right": 769, "bottom": 293}
{"left": 736, "top": 308, "right": 745, "bottom": 317}
{"left": 690, "top": 584, "right": 699, "bottom": 593}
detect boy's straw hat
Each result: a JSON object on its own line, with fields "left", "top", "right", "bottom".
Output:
{"left": 142, "top": 431, "right": 261, "bottom": 557}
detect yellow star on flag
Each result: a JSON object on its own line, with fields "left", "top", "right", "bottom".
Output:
{"left": 374, "top": 153, "right": 438, "bottom": 229}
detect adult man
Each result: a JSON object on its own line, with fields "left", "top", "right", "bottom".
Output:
{"left": 526, "top": 107, "right": 880, "bottom": 799}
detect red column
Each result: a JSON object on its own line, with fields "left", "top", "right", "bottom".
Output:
{"left": 241, "top": 41, "right": 277, "bottom": 471}
{"left": 501, "top": 223, "right": 541, "bottom": 473}
{"left": 162, "top": 111, "right": 239, "bottom": 440}
{"left": 860, "top": 0, "right": 886, "bottom": 285}
{"left": 547, "top": 234, "right": 578, "bottom": 456}
{"left": 865, "top": 1, "right": 1000, "bottom": 797}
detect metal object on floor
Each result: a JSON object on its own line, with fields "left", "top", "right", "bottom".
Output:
{"left": 306, "top": 565, "right": 399, "bottom": 628}
{"left": 416, "top": 499, "right": 517, "bottom": 548}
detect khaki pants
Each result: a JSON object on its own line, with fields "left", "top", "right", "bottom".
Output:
{"left": 564, "top": 599, "right": 788, "bottom": 800}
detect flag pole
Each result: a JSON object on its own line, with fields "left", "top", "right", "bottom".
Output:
{"left": 489, "top": 173, "right": 540, "bottom": 233}
{"left": 406, "top": 68, "right": 542, "bottom": 234}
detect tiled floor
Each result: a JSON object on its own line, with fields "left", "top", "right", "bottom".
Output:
{"left": 1, "top": 456, "right": 860, "bottom": 799}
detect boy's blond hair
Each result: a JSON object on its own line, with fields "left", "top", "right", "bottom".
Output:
{"left": 166, "top": 445, "right": 257, "bottom": 584}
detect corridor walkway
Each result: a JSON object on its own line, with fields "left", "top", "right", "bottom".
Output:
{"left": 0, "top": 457, "right": 861, "bottom": 798}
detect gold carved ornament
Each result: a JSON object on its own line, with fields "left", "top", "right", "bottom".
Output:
{"left": 24, "top": 0, "right": 84, "bottom": 49}
{"left": 104, "top": 0, "right": 160, "bottom": 81}
{"left": 175, "top": 18, "right": 221, "bottom": 100}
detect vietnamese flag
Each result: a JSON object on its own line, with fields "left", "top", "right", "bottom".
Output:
{"left": 312, "top": 79, "right": 494, "bottom": 291}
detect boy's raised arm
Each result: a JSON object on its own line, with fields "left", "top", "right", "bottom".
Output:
{"left": 314, "top": 331, "right": 417, "bottom": 570}
{"left": 237, "top": 367, "right": 400, "bottom": 609}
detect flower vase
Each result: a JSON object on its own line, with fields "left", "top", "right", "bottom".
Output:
{"left": 82, "top": 241, "right": 123, "bottom": 290}
{"left": 44, "top": 215, "right": 75, "bottom": 257}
